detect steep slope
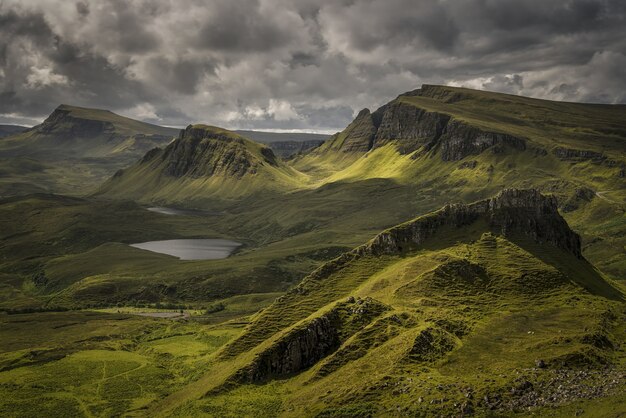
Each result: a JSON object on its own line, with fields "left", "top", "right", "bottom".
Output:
{"left": 158, "top": 189, "right": 625, "bottom": 416}
{"left": 97, "top": 125, "right": 307, "bottom": 203}
{"left": 289, "top": 85, "right": 626, "bottom": 280}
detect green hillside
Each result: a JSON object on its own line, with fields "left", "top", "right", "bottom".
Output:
{"left": 97, "top": 125, "right": 308, "bottom": 202}
{"left": 1, "top": 86, "right": 625, "bottom": 417}
{"left": 0, "top": 105, "right": 179, "bottom": 196}
{"left": 148, "top": 190, "right": 626, "bottom": 416}
{"left": 4, "top": 190, "right": 622, "bottom": 416}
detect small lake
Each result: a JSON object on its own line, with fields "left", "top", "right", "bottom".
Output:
{"left": 147, "top": 207, "right": 219, "bottom": 216}
{"left": 130, "top": 239, "right": 241, "bottom": 260}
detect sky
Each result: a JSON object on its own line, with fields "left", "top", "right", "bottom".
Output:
{"left": 0, "top": 0, "right": 625, "bottom": 132}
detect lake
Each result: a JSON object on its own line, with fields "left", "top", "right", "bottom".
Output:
{"left": 130, "top": 239, "right": 241, "bottom": 260}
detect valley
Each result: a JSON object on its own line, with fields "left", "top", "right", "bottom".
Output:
{"left": 0, "top": 85, "right": 624, "bottom": 416}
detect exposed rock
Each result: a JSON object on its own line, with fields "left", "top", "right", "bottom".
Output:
{"left": 438, "top": 119, "right": 526, "bottom": 161}
{"left": 331, "top": 97, "right": 526, "bottom": 160}
{"left": 553, "top": 147, "right": 605, "bottom": 162}
{"left": 332, "top": 108, "right": 378, "bottom": 153}
{"left": 298, "top": 189, "right": 582, "bottom": 291}
{"left": 373, "top": 102, "right": 450, "bottom": 154}
{"left": 38, "top": 106, "right": 116, "bottom": 139}
{"left": 234, "top": 298, "right": 388, "bottom": 383}
{"left": 147, "top": 125, "right": 278, "bottom": 179}
{"left": 363, "top": 188, "right": 581, "bottom": 259}
{"left": 562, "top": 187, "right": 595, "bottom": 212}
{"left": 238, "top": 314, "right": 340, "bottom": 382}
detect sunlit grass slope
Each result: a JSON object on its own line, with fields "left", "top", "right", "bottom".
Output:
{"left": 151, "top": 190, "right": 626, "bottom": 417}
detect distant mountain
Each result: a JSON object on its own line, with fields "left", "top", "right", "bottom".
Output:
{"left": 97, "top": 125, "right": 307, "bottom": 203}
{"left": 299, "top": 84, "right": 626, "bottom": 170}
{"left": 0, "top": 124, "right": 28, "bottom": 138}
{"left": 235, "top": 130, "right": 327, "bottom": 158}
{"left": 235, "top": 130, "right": 329, "bottom": 144}
{"left": 0, "top": 105, "right": 180, "bottom": 196}
{"left": 0, "top": 104, "right": 178, "bottom": 160}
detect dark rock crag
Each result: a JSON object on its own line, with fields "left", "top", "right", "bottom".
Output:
{"left": 141, "top": 125, "right": 279, "bottom": 179}
{"left": 329, "top": 88, "right": 526, "bottom": 161}
{"left": 232, "top": 298, "right": 388, "bottom": 383}
{"left": 300, "top": 189, "right": 582, "bottom": 289}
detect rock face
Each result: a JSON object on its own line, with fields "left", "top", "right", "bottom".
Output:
{"left": 553, "top": 147, "right": 605, "bottom": 162}
{"left": 237, "top": 313, "right": 340, "bottom": 382}
{"left": 301, "top": 189, "right": 582, "bottom": 287}
{"left": 365, "top": 188, "right": 581, "bottom": 258}
{"left": 437, "top": 119, "right": 526, "bottom": 161}
{"left": 329, "top": 108, "right": 378, "bottom": 153}
{"left": 234, "top": 298, "right": 388, "bottom": 383}
{"left": 328, "top": 94, "right": 526, "bottom": 160}
{"left": 143, "top": 125, "right": 278, "bottom": 179}
{"left": 373, "top": 102, "right": 450, "bottom": 154}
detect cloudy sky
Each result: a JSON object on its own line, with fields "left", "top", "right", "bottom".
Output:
{"left": 1, "top": 0, "right": 625, "bottom": 132}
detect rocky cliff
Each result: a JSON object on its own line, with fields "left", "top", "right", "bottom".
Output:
{"left": 141, "top": 125, "right": 279, "bottom": 179}
{"left": 37, "top": 106, "right": 117, "bottom": 139}
{"left": 299, "top": 189, "right": 581, "bottom": 288}
{"left": 326, "top": 92, "right": 526, "bottom": 161}
{"left": 327, "top": 108, "right": 378, "bottom": 153}
{"left": 232, "top": 297, "right": 388, "bottom": 383}
{"left": 364, "top": 188, "right": 580, "bottom": 258}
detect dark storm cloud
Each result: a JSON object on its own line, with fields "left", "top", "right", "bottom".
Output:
{"left": 0, "top": 0, "right": 624, "bottom": 130}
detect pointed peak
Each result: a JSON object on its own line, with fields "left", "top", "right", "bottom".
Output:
{"left": 355, "top": 108, "right": 371, "bottom": 118}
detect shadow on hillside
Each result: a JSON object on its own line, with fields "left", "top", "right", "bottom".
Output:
{"left": 508, "top": 234, "right": 624, "bottom": 302}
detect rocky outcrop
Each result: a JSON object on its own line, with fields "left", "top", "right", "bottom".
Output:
{"left": 329, "top": 108, "right": 378, "bottom": 153}
{"left": 363, "top": 188, "right": 581, "bottom": 258}
{"left": 330, "top": 96, "right": 526, "bottom": 160}
{"left": 145, "top": 125, "right": 278, "bottom": 178}
{"left": 236, "top": 313, "right": 340, "bottom": 382}
{"left": 552, "top": 146, "right": 624, "bottom": 171}
{"left": 233, "top": 297, "right": 388, "bottom": 383}
{"left": 553, "top": 147, "right": 605, "bottom": 162}
{"left": 438, "top": 119, "right": 526, "bottom": 161}
{"left": 409, "top": 327, "right": 457, "bottom": 362}
{"left": 299, "top": 189, "right": 582, "bottom": 289}
{"left": 373, "top": 102, "right": 450, "bottom": 154}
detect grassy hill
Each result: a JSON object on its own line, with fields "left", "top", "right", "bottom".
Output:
{"left": 97, "top": 125, "right": 308, "bottom": 202}
{"left": 4, "top": 190, "right": 622, "bottom": 416}
{"left": 0, "top": 105, "right": 179, "bottom": 196}
{"left": 146, "top": 190, "right": 626, "bottom": 416}
{"left": 1, "top": 86, "right": 625, "bottom": 416}
{"left": 1, "top": 86, "right": 624, "bottom": 311}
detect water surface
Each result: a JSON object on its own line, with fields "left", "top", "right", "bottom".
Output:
{"left": 130, "top": 239, "right": 241, "bottom": 260}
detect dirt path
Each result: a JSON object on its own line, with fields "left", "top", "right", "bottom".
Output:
{"left": 596, "top": 190, "right": 618, "bottom": 204}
